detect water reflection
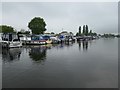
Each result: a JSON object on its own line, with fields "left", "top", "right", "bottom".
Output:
{"left": 83, "top": 41, "right": 88, "bottom": 51}
{"left": 77, "top": 41, "right": 89, "bottom": 51}
{"left": 52, "top": 41, "right": 75, "bottom": 50}
{"left": 29, "top": 45, "right": 51, "bottom": 63}
{"left": 2, "top": 41, "right": 89, "bottom": 64}
{"left": 2, "top": 48, "right": 21, "bottom": 63}
{"left": 65, "top": 41, "right": 75, "bottom": 46}
{"left": 2, "top": 39, "right": 118, "bottom": 88}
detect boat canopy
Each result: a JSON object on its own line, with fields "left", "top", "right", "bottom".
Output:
{"left": 31, "top": 35, "right": 42, "bottom": 41}
{"left": 42, "top": 35, "right": 50, "bottom": 40}
{"left": 31, "top": 35, "right": 51, "bottom": 41}
{"left": 2, "top": 33, "right": 20, "bottom": 41}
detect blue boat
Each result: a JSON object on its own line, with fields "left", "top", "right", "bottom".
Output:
{"left": 25, "top": 35, "right": 47, "bottom": 45}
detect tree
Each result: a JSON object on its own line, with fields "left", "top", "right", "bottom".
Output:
{"left": 79, "top": 26, "right": 81, "bottom": 36}
{"left": 51, "top": 32, "right": 55, "bottom": 34}
{"left": 89, "top": 30, "right": 92, "bottom": 36}
{"left": 76, "top": 32, "right": 79, "bottom": 36}
{"left": 85, "top": 25, "right": 89, "bottom": 36}
{"left": 102, "top": 33, "right": 115, "bottom": 38}
{"left": 92, "top": 32, "right": 97, "bottom": 36}
{"left": 28, "top": 17, "right": 46, "bottom": 34}
{"left": 116, "top": 34, "right": 120, "bottom": 38}
{"left": 83, "top": 25, "right": 86, "bottom": 35}
{"left": 0, "top": 25, "right": 15, "bottom": 33}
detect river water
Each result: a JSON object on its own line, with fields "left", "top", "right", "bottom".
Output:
{"left": 1, "top": 38, "right": 118, "bottom": 88}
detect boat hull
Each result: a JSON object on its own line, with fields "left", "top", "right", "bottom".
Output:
{"left": 46, "top": 40, "right": 52, "bottom": 44}
{"left": 1, "top": 41, "right": 22, "bottom": 48}
{"left": 25, "top": 40, "right": 47, "bottom": 45}
{"left": 9, "top": 42, "right": 22, "bottom": 48}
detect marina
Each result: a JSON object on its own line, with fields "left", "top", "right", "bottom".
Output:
{"left": 2, "top": 38, "right": 118, "bottom": 88}
{"left": 1, "top": 2, "right": 119, "bottom": 89}
{"left": 0, "top": 31, "right": 99, "bottom": 48}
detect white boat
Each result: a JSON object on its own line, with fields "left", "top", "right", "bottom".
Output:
{"left": 8, "top": 39, "right": 22, "bottom": 48}
{"left": 1, "top": 33, "right": 22, "bottom": 48}
{"left": 19, "top": 35, "right": 31, "bottom": 41}
{"left": 50, "top": 36, "right": 60, "bottom": 44}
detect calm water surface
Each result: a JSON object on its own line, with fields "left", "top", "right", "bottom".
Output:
{"left": 2, "top": 38, "right": 118, "bottom": 88}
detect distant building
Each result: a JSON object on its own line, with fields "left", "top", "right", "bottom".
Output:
{"left": 44, "top": 32, "right": 55, "bottom": 37}
{"left": 60, "top": 31, "right": 73, "bottom": 37}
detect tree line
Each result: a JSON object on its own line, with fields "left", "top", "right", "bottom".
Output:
{"left": 76, "top": 25, "right": 97, "bottom": 36}
{"left": 101, "top": 33, "right": 120, "bottom": 38}
{"left": 0, "top": 25, "right": 16, "bottom": 33}
{"left": 0, "top": 16, "right": 119, "bottom": 38}
{"left": 0, "top": 17, "right": 46, "bottom": 35}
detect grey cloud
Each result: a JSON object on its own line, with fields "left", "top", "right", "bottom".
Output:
{"left": 2, "top": 2, "right": 118, "bottom": 34}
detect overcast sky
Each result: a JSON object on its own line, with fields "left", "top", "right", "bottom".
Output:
{"left": 1, "top": 2, "right": 118, "bottom": 34}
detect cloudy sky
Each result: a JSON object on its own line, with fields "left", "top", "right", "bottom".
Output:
{"left": 1, "top": 2, "right": 118, "bottom": 34}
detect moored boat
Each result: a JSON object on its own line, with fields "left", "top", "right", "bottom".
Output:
{"left": 24, "top": 35, "right": 47, "bottom": 45}
{"left": 0, "top": 33, "right": 22, "bottom": 48}
{"left": 50, "top": 36, "right": 60, "bottom": 44}
{"left": 46, "top": 39, "right": 52, "bottom": 44}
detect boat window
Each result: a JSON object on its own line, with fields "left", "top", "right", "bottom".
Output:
{"left": 2, "top": 38, "right": 9, "bottom": 41}
{"left": 31, "top": 36, "right": 39, "bottom": 40}
{"left": 13, "top": 39, "right": 20, "bottom": 41}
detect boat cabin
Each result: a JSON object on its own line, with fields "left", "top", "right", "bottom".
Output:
{"left": 1, "top": 33, "right": 22, "bottom": 48}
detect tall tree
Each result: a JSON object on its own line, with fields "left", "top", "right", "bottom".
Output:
{"left": 0, "top": 25, "right": 15, "bottom": 33}
{"left": 28, "top": 17, "right": 46, "bottom": 34}
{"left": 85, "top": 25, "right": 89, "bottom": 36}
{"left": 89, "top": 30, "right": 92, "bottom": 36}
{"left": 83, "top": 25, "right": 86, "bottom": 35}
{"left": 79, "top": 26, "right": 81, "bottom": 36}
